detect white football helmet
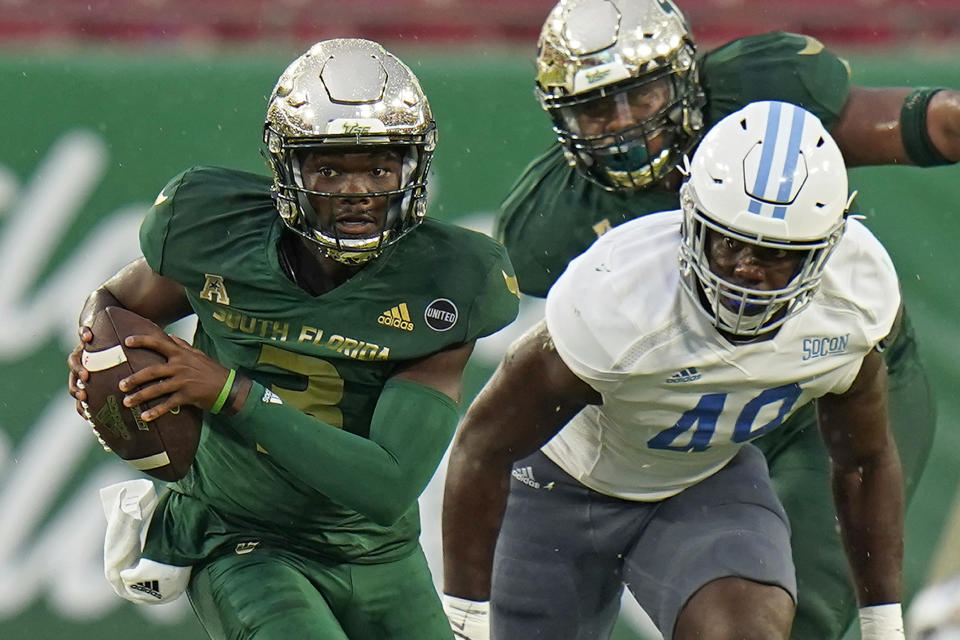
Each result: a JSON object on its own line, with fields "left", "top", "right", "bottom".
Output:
{"left": 678, "top": 100, "right": 850, "bottom": 338}
{"left": 263, "top": 39, "right": 437, "bottom": 264}
{"left": 535, "top": 0, "right": 705, "bottom": 190}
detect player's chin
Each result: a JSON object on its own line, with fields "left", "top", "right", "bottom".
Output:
{"left": 333, "top": 220, "right": 380, "bottom": 238}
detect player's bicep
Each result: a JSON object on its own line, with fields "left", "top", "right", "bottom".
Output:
{"left": 455, "top": 321, "right": 599, "bottom": 464}
{"left": 816, "top": 349, "right": 890, "bottom": 469}
{"left": 100, "top": 258, "right": 193, "bottom": 328}
{"left": 390, "top": 341, "right": 475, "bottom": 404}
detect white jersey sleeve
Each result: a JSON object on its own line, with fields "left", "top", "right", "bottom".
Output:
{"left": 545, "top": 212, "right": 683, "bottom": 393}
{"left": 816, "top": 217, "right": 901, "bottom": 393}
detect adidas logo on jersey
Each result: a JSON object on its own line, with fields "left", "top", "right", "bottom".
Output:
{"left": 511, "top": 466, "right": 555, "bottom": 490}
{"left": 665, "top": 367, "right": 701, "bottom": 384}
{"left": 130, "top": 579, "right": 162, "bottom": 600}
{"left": 378, "top": 303, "right": 414, "bottom": 331}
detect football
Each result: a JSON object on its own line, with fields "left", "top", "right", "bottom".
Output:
{"left": 82, "top": 306, "right": 201, "bottom": 481}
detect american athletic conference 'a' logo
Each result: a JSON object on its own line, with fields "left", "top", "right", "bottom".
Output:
{"left": 424, "top": 298, "right": 458, "bottom": 332}
{"left": 199, "top": 273, "right": 231, "bottom": 305}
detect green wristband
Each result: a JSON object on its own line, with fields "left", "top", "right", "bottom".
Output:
{"left": 901, "top": 87, "right": 953, "bottom": 166}
{"left": 211, "top": 369, "right": 236, "bottom": 414}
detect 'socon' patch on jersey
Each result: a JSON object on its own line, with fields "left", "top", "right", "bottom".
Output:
{"left": 802, "top": 334, "right": 850, "bottom": 360}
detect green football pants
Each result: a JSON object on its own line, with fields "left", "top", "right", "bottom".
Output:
{"left": 755, "top": 314, "right": 935, "bottom": 640}
{"left": 186, "top": 544, "right": 453, "bottom": 640}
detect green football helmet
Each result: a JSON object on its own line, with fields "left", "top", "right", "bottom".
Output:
{"left": 263, "top": 38, "right": 437, "bottom": 264}
{"left": 536, "top": 0, "right": 705, "bottom": 190}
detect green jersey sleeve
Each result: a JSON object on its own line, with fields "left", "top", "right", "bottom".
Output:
{"left": 140, "top": 169, "right": 191, "bottom": 275}
{"left": 464, "top": 237, "right": 522, "bottom": 339}
{"left": 231, "top": 378, "right": 460, "bottom": 526}
{"left": 395, "top": 219, "right": 519, "bottom": 343}
{"left": 701, "top": 32, "right": 851, "bottom": 129}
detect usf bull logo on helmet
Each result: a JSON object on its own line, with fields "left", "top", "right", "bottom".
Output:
{"left": 263, "top": 38, "right": 437, "bottom": 264}
{"left": 536, "top": 0, "right": 705, "bottom": 190}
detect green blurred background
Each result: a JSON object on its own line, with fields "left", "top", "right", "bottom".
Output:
{"left": 0, "top": 11, "right": 958, "bottom": 640}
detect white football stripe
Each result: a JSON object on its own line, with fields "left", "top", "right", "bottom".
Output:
{"left": 128, "top": 451, "right": 170, "bottom": 471}
{"left": 82, "top": 345, "right": 127, "bottom": 371}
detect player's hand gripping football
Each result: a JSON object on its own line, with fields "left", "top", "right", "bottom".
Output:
{"left": 116, "top": 332, "right": 234, "bottom": 422}
{"left": 67, "top": 325, "right": 95, "bottom": 419}
{"left": 68, "top": 324, "right": 108, "bottom": 450}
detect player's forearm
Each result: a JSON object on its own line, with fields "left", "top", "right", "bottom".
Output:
{"left": 442, "top": 433, "right": 513, "bottom": 600}
{"left": 230, "top": 378, "right": 459, "bottom": 526}
{"left": 80, "top": 259, "right": 193, "bottom": 329}
{"left": 832, "top": 444, "right": 904, "bottom": 605}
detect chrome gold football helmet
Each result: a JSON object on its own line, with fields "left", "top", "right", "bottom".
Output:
{"left": 263, "top": 38, "right": 437, "bottom": 264}
{"left": 678, "top": 101, "right": 851, "bottom": 338}
{"left": 536, "top": 0, "right": 704, "bottom": 190}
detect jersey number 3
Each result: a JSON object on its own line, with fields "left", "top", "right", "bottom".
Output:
{"left": 256, "top": 344, "right": 345, "bottom": 428}
{"left": 647, "top": 383, "right": 802, "bottom": 451}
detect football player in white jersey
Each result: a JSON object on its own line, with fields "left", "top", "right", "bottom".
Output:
{"left": 442, "top": 101, "right": 906, "bottom": 640}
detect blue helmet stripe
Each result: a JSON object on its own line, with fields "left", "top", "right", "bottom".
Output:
{"left": 748, "top": 101, "right": 784, "bottom": 216}
{"left": 771, "top": 104, "right": 808, "bottom": 219}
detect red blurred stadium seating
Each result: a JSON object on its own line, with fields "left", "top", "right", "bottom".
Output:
{"left": 0, "top": 0, "right": 956, "bottom": 49}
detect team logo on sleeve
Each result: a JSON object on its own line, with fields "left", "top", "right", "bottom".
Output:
{"left": 592, "top": 218, "right": 613, "bottom": 237}
{"left": 199, "top": 274, "right": 231, "bottom": 305}
{"left": 502, "top": 271, "right": 520, "bottom": 298}
{"left": 424, "top": 298, "right": 458, "bottom": 332}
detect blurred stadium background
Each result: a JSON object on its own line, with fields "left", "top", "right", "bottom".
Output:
{"left": 0, "top": 1, "right": 958, "bottom": 638}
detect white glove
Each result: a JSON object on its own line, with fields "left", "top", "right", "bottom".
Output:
{"left": 859, "top": 603, "right": 904, "bottom": 639}
{"left": 442, "top": 594, "right": 490, "bottom": 640}
{"left": 100, "top": 480, "right": 191, "bottom": 604}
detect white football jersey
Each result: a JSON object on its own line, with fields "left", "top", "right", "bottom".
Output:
{"left": 543, "top": 210, "right": 900, "bottom": 501}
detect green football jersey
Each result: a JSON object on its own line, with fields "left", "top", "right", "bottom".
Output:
{"left": 139, "top": 165, "right": 519, "bottom": 564}
{"left": 498, "top": 32, "right": 851, "bottom": 297}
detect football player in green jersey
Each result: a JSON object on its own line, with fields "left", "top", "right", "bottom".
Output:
{"left": 451, "top": 1, "right": 959, "bottom": 639}
{"left": 67, "top": 38, "right": 519, "bottom": 640}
